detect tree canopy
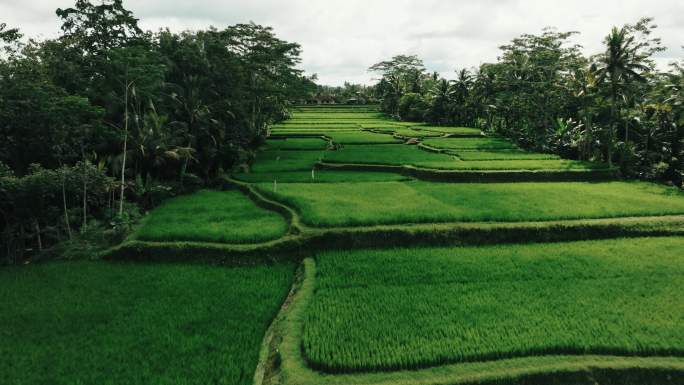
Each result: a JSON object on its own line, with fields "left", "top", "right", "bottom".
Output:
{"left": 0, "top": 0, "right": 314, "bottom": 263}
{"left": 370, "top": 19, "right": 682, "bottom": 186}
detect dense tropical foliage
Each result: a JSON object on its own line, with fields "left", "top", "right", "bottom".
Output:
{"left": 0, "top": 1, "right": 313, "bottom": 262}
{"left": 370, "top": 19, "right": 683, "bottom": 186}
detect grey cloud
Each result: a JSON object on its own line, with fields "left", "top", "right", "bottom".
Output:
{"left": 1, "top": 0, "right": 682, "bottom": 85}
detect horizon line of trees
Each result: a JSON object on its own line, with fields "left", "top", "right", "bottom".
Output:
{"left": 1, "top": 0, "right": 316, "bottom": 263}
{"left": 370, "top": 18, "right": 683, "bottom": 187}
{"left": 299, "top": 82, "right": 379, "bottom": 105}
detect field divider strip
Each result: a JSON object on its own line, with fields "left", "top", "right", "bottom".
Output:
{"left": 417, "top": 142, "right": 448, "bottom": 153}
{"left": 222, "top": 177, "right": 305, "bottom": 235}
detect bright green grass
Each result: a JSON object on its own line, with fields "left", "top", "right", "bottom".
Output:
{"left": 328, "top": 131, "right": 402, "bottom": 145}
{"left": 359, "top": 124, "right": 402, "bottom": 129}
{"left": 453, "top": 150, "right": 561, "bottom": 160}
{"left": 272, "top": 125, "right": 360, "bottom": 130}
{"left": 282, "top": 120, "right": 362, "bottom": 124}
{"left": 424, "top": 137, "right": 518, "bottom": 150}
{"left": 292, "top": 111, "right": 379, "bottom": 116}
{"left": 417, "top": 126, "right": 483, "bottom": 135}
{"left": 0, "top": 261, "right": 294, "bottom": 385}
{"left": 323, "top": 144, "right": 458, "bottom": 169}
{"left": 251, "top": 150, "right": 324, "bottom": 173}
{"left": 265, "top": 138, "right": 329, "bottom": 151}
{"left": 135, "top": 190, "right": 288, "bottom": 244}
{"left": 268, "top": 131, "right": 399, "bottom": 145}
{"left": 256, "top": 181, "right": 684, "bottom": 227}
{"left": 282, "top": 120, "right": 367, "bottom": 124}
{"left": 449, "top": 159, "right": 607, "bottom": 170}
{"left": 360, "top": 127, "right": 398, "bottom": 134}
{"left": 282, "top": 121, "right": 386, "bottom": 127}
{"left": 322, "top": 145, "right": 602, "bottom": 170}
{"left": 290, "top": 113, "right": 384, "bottom": 120}
{"left": 293, "top": 108, "right": 378, "bottom": 112}
{"left": 270, "top": 129, "right": 359, "bottom": 136}
{"left": 394, "top": 122, "right": 428, "bottom": 127}
{"left": 304, "top": 237, "right": 684, "bottom": 373}
{"left": 394, "top": 128, "right": 445, "bottom": 138}
{"left": 233, "top": 170, "right": 411, "bottom": 183}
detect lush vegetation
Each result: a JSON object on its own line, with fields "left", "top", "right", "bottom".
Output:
{"left": 233, "top": 170, "right": 410, "bottom": 183}
{"left": 453, "top": 150, "right": 560, "bottom": 161}
{"left": 323, "top": 144, "right": 458, "bottom": 169}
{"left": 303, "top": 237, "right": 684, "bottom": 372}
{"left": 369, "top": 20, "right": 683, "bottom": 186}
{"left": 265, "top": 138, "right": 330, "bottom": 151}
{"left": 423, "top": 137, "right": 520, "bottom": 150}
{"left": 135, "top": 190, "right": 288, "bottom": 244}
{"left": 257, "top": 181, "right": 684, "bottom": 227}
{"left": 250, "top": 150, "right": 325, "bottom": 173}
{"left": 418, "top": 126, "right": 482, "bottom": 135}
{"left": 0, "top": 260, "right": 294, "bottom": 385}
{"left": 0, "top": 0, "right": 315, "bottom": 263}
{"left": 322, "top": 144, "right": 607, "bottom": 170}
{"left": 3, "top": 3, "right": 684, "bottom": 384}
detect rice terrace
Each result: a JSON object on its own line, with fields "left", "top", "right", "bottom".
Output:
{"left": 1, "top": 1, "right": 684, "bottom": 385}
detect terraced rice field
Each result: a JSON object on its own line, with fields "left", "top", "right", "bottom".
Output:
{"left": 135, "top": 189, "right": 288, "bottom": 243}
{"left": 303, "top": 237, "right": 684, "bottom": 372}
{"left": 233, "top": 105, "right": 684, "bottom": 385}
{"left": 7, "top": 105, "right": 683, "bottom": 385}
{"left": 257, "top": 181, "right": 684, "bottom": 227}
{"left": 321, "top": 144, "right": 606, "bottom": 170}
{"left": 0, "top": 261, "right": 294, "bottom": 385}
{"left": 423, "top": 137, "right": 521, "bottom": 150}
{"left": 453, "top": 150, "right": 561, "bottom": 160}
{"left": 265, "top": 137, "right": 330, "bottom": 151}
{"left": 250, "top": 150, "right": 325, "bottom": 173}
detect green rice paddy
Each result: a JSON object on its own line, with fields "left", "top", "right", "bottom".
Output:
{"left": 5, "top": 105, "right": 683, "bottom": 385}
{"left": 135, "top": 189, "right": 288, "bottom": 244}
{"left": 0, "top": 261, "right": 294, "bottom": 385}
{"left": 257, "top": 181, "right": 684, "bottom": 227}
{"left": 304, "top": 237, "right": 684, "bottom": 372}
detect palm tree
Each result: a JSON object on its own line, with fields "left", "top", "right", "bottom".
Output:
{"left": 427, "top": 78, "right": 454, "bottom": 125}
{"left": 452, "top": 69, "right": 473, "bottom": 125}
{"left": 594, "top": 27, "right": 650, "bottom": 167}
{"left": 568, "top": 64, "right": 599, "bottom": 160}
{"left": 472, "top": 66, "right": 497, "bottom": 129}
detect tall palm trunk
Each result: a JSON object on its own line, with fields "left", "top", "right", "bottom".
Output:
{"left": 61, "top": 170, "right": 72, "bottom": 240}
{"left": 33, "top": 220, "right": 42, "bottom": 251}
{"left": 82, "top": 159, "right": 87, "bottom": 232}
{"left": 607, "top": 86, "right": 617, "bottom": 168}
{"left": 119, "top": 69, "right": 129, "bottom": 216}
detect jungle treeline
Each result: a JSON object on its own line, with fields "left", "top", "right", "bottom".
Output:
{"left": 0, "top": 0, "right": 315, "bottom": 262}
{"left": 364, "top": 19, "right": 682, "bottom": 186}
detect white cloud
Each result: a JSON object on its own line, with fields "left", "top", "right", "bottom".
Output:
{"left": 1, "top": 0, "right": 683, "bottom": 85}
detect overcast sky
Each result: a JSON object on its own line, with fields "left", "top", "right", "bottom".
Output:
{"left": 2, "top": 0, "right": 683, "bottom": 85}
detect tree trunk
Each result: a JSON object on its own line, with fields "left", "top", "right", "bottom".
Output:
{"left": 82, "top": 161, "right": 88, "bottom": 232}
{"left": 4, "top": 229, "right": 12, "bottom": 264}
{"left": 624, "top": 119, "right": 629, "bottom": 143}
{"left": 34, "top": 220, "right": 42, "bottom": 251}
{"left": 179, "top": 140, "right": 191, "bottom": 188}
{"left": 583, "top": 111, "right": 593, "bottom": 161}
{"left": 119, "top": 70, "right": 130, "bottom": 217}
{"left": 18, "top": 223, "right": 25, "bottom": 262}
{"left": 62, "top": 171, "right": 72, "bottom": 240}
{"left": 607, "top": 89, "right": 617, "bottom": 168}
